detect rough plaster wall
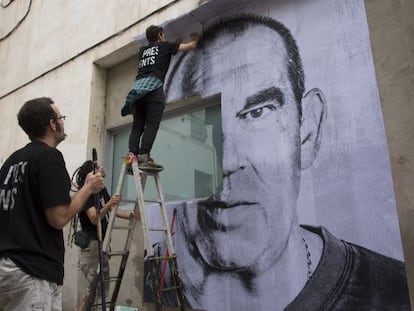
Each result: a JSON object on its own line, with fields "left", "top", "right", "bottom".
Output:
{"left": 88, "top": 66, "right": 108, "bottom": 160}
{"left": 0, "top": 0, "right": 177, "bottom": 97}
{"left": 365, "top": 0, "right": 414, "bottom": 303}
{"left": 105, "top": 56, "right": 137, "bottom": 130}
{"left": 0, "top": 57, "right": 94, "bottom": 171}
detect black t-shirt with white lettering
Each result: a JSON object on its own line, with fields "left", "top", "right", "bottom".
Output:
{"left": 0, "top": 141, "right": 71, "bottom": 285}
{"left": 79, "top": 188, "right": 110, "bottom": 240}
{"left": 136, "top": 41, "right": 179, "bottom": 82}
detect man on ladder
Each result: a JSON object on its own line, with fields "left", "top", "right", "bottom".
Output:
{"left": 121, "top": 24, "right": 199, "bottom": 171}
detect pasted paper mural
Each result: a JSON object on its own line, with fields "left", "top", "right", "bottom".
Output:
{"left": 138, "top": 0, "right": 411, "bottom": 310}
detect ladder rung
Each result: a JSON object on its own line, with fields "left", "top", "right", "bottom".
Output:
{"left": 120, "top": 199, "right": 137, "bottom": 204}
{"left": 112, "top": 225, "right": 135, "bottom": 230}
{"left": 127, "top": 168, "right": 157, "bottom": 176}
{"left": 150, "top": 255, "right": 178, "bottom": 261}
{"left": 106, "top": 250, "right": 129, "bottom": 257}
{"left": 148, "top": 226, "right": 168, "bottom": 232}
{"left": 160, "top": 285, "right": 182, "bottom": 292}
{"left": 108, "top": 276, "right": 122, "bottom": 282}
{"left": 144, "top": 199, "right": 162, "bottom": 204}
{"left": 138, "top": 170, "right": 159, "bottom": 176}
{"left": 93, "top": 301, "right": 114, "bottom": 308}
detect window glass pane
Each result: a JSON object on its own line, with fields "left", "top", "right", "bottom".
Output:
{"left": 111, "top": 104, "right": 222, "bottom": 203}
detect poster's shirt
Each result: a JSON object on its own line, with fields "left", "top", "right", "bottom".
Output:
{"left": 143, "top": 226, "right": 411, "bottom": 310}
{"left": 0, "top": 141, "right": 71, "bottom": 285}
{"left": 286, "top": 226, "right": 411, "bottom": 310}
{"left": 136, "top": 41, "right": 179, "bottom": 82}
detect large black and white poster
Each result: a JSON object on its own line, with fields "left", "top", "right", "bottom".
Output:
{"left": 140, "top": 0, "right": 411, "bottom": 310}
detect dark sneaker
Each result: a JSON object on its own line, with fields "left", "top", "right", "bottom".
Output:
{"left": 137, "top": 154, "right": 164, "bottom": 171}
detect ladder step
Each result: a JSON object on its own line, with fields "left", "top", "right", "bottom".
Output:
{"left": 93, "top": 301, "right": 114, "bottom": 308}
{"left": 120, "top": 199, "right": 137, "bottom": 204}
{"left": 128, "top": 168, "right": 158, "bottom": 176}
{"left": 106, "top": 250, "right": 129, "bottom": 257}
{"left": 160, "top": 285, "right": 182, "bottom": 292}
{"left": 148, "top": 226, "right": 168, "bottom": 232}
{"left": 108, "top": 276, "right": 122, "bottom": 282}
{"left": 145, "top": 199, "right": 162, "bottom": 204}
{"left": 138, "top": 170, "right": 159, "bottom": 176}
{"left": 112, "top": 225, "right": 135, "bottom": 230}
{"left": 150, "top": 255, "right": 178, "bottom": 261}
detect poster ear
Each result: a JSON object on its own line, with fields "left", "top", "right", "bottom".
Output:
{"left": 300, "top": 88, "right": 327, "bottom": 169}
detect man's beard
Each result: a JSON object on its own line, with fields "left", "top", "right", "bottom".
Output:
{"left": 55, "top": 122, "right": 67, "bottom": 140}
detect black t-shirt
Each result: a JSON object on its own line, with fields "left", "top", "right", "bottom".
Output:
{"left": 0, "top": 141, "right": 71, "bottom": 285}
{"left": 136, "top": 41, "right": 179, "bottom": 82}
{"left": 79, "top": 188, "right": 110, "bottom": 240}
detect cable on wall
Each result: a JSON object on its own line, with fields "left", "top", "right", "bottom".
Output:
{"left": 1, "top": 0, "right": 16, "bottom": 8}
{"left": 0, "top": 0, "right": 32, "bottom": 42}
{"left": 0, "top": 0, "right": 182, "bottom": 101}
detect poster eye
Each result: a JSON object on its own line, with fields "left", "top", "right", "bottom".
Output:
{"left": 250, "top": 108, "right": 264, "bottom": 118}
{"left": 237, "top": 105, "right": 276, "bottom": 120}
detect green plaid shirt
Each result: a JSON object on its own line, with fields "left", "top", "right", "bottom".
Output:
{"left": 121, "top": 77, "right": 163, "bottom": 116}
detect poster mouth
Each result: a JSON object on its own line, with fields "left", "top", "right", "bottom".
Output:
{"left": 198, "top": 198, "right": 257, "bottom": 209}
{"left": 197, "top": 198, "right": 260, "bottom": 233}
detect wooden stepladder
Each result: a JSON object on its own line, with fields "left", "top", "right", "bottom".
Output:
{"left": 100, "top": 153, "right": 185, "bottom": 311}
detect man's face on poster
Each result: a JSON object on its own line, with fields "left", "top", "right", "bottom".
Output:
{"left": 179, "top": 25, "right": 304, "bottom": 272}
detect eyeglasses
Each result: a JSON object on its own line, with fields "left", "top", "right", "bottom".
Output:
{"left": 55, "top": 115, "right": 66, "bottom": 121}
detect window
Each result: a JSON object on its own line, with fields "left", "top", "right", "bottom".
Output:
{"left": 110, "top": 96, "right": 222, "bottom": 203}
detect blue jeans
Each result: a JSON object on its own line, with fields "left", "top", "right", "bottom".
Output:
{"left": 0, "top": 257, "right": 62, "bottom": 311}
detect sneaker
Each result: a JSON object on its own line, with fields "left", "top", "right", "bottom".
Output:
{"left": 137, "top": 154, "right": 164, "bottom": 171}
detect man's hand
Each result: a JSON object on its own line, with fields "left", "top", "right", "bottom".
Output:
{"left": 129, "top": 211, "right": 138, "bottom": 220}
{"left": 85, "top": 171, "right": 104, "bottom": 194}
{"left": 178, "top": 32, "right": 200, "bottom": 52}
{"left": 190, "top": 32, "right": 200, "bottom": 42}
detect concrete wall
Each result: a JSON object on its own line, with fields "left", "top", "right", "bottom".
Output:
{"left": 365, "top": 0, "right": 414, "bottom": 303}
{"left": 0, "top": 0, "right": 413, "bottom": 309}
